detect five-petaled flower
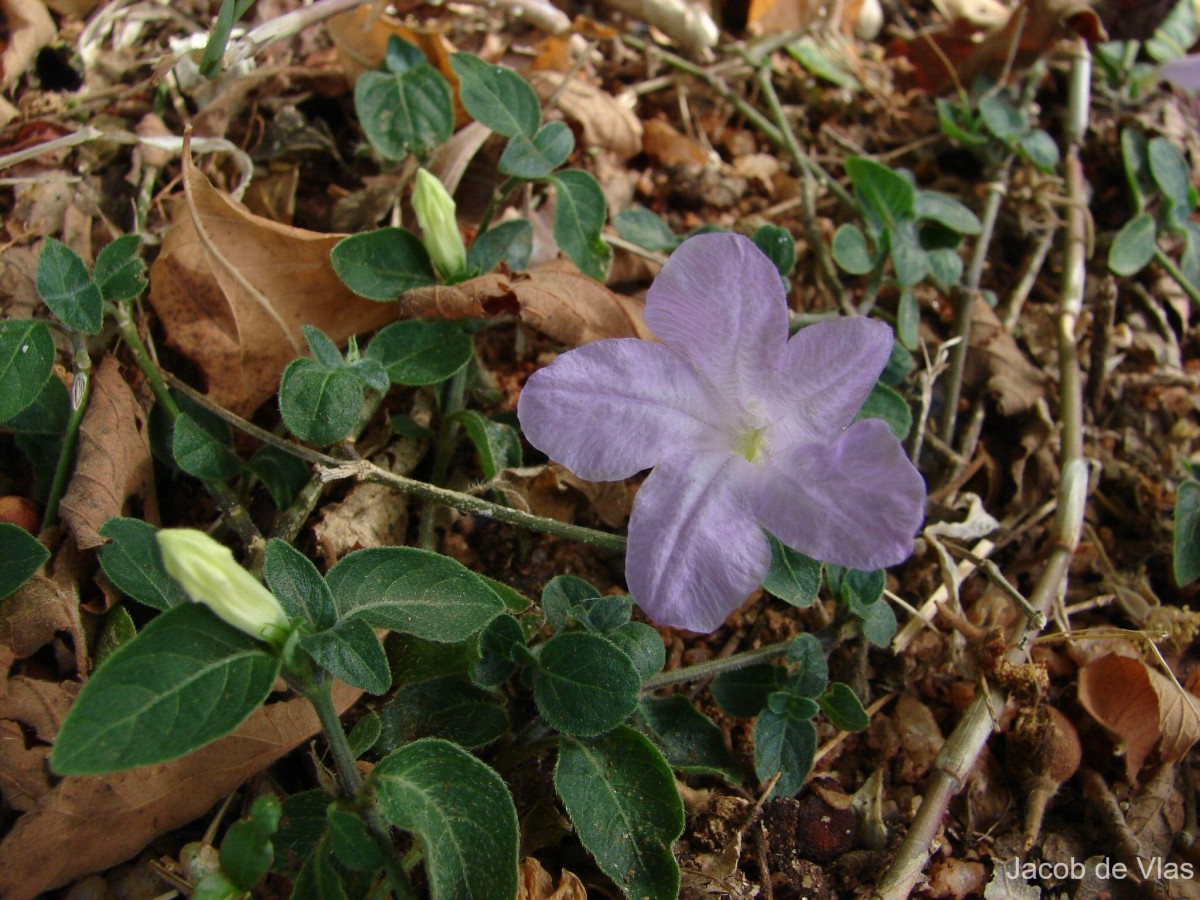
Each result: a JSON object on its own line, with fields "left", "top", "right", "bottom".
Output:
{"left": 517, "top": 232, "right": 926, "bottom": 632}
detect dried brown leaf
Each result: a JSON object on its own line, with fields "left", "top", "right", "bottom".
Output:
{"left": 401, "top": 261, "right": 650, "bottom": 345}
{"left": 964, "top": 297, "right": 1047, "bottom": 417}
{"left": 894, "top": 694, "right": 945, "bottom": 783}
{"left": 518, "top": 857, "right": 588, "bottom": 899}
{"left": 59, "top": 356, "right": 157, "bottom": 551}
{"left": 0, "top": 0, "right": 55, "bottom": 91}
{"left": 0, "top": 682, "right": 360, "bottom": 898}
{"left": 1077, "top": 654, "right": 1200, "bottom": 781}
{"left": 528, "top": 72, "right": 643, "bottom": 161}
{"left": 0, "top": 677, "right": 76, "bottom": 812}
{"left": 1126, "top": 765, "right": 1185, "bottom": 862}
{"left": 643, "top": 119, "right": 710, "bottom": 168}
{"left": 0, "top": 572, "right": 84, "bottom": 666}
{"left": 147, "top": 143, "right": 397, "bottom": 415}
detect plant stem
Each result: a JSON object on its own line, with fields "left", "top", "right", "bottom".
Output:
{"left": 1154, "top": 246, "right": 1200, "bottom": 306}
{"left": 418, "top": 365, "right": 468, "bottom": 550}
{"left": 641, "top": 639, "right": 791, "bottom": 691}
{"left": 164, "top": 373, "right": 628, "bottom": 551}
{"left": 303, "top": 677, "right": 417, "bottom": 900}
{"left": 114, "top": 305, "right": 262, "bottom": 550}
{"left": 41, "top": 332, "right": 91, "bottom": 531}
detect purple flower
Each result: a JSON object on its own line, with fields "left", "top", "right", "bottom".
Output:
{"left": 517, "top": 233, "right": 926, "bottom": 632}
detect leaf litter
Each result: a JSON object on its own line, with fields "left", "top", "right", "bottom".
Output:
{"left": 3, "top": 0, "right": 1200, "bottom": 895}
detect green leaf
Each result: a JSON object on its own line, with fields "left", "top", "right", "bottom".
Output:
{"left": 854, "top": 381, "right": 912, "bottom": 440}
{"left": 613, "top": 207, "right": 681, "bottom": 252}
{"left": 385, "top": 34, "right": 427, "bottom": 73}
{"left": 829, "top": 566, "right": 885, "bottom": 606}
{"left": 365, "top": 320, "right": 472, "bottom": 385}
{"left": 609, "top": 621, "right": 666, "bottom": 680}
{"left": 1109, "top": 213, "right": 1158, "bottom": 276}
{"left": 221, "top": 794, "right": 281, "bottom": 891}
{"left": 327, "top": 807, "right": 383, "bottom": 870}
{"left": 0, "top": 523, "right": 47, "bottom": 601}
{"left": 926, "top": 246, "right": 963, "bottom": 288}
{"left": 94, "top": 603, "right": 138, "bottom": 667}
{"left": 753, "top": 709, "right": 817, "bottom": 799}
{"left": 978, "top": 93, "right": 1027, "bottom": 143}
{"left": 50, "top": 603, "right": 281, "bottom": 774}
{"left": 472, "top": 613, "right": 524, "bottom": 686}
{"left": 752, "top": 224, "right": 797, "bottom": 277}
{"left": 0, "top": 320, "right": 55, "bottom": 423}
{"left": 820, "top": 682, "right": 870, "bottom": 732}
{"left": 300, "top": 618, "right": 391, "bottom": 694}
{"left": 198, "top": 0, "right": 253, "bottom": 77}
{"left": 37, "top": 238, "right": 103, "bottom": 333}
{"left": 786, "top": 36, "right": 860, "bottom": 89}
{"left": 572, "top": 593, "right": 634, "bottom": 634}
{"left": 859, "top": 598, "right": 897, "bottom": 647}
{"left": 264, "top": 538, "right": 337, "bottom": 630}
{"left": 498, "top": 121, "right": 574, "bottom": 179}
{"left": 880, "top": 337, "right": 915, "bottom": 387}
{"left": 786, "top": 633, "right": 828, "bottom": 698}
{"left": 549, "top": 170, "right": 610, "bottom": 281}
{"left": 1184, "top": 222, "right": 1200, "bottom": 289}
{"left": 636, "top": 695, "right": 741, "bottom": 780}
{"left": 763, "top": 535, "right": 821, "bottom": 607}
{"left": 467, "top": 219, "right": 533, "bottom": 274}
{"left": 354, "top": 61, "right": 453, "bottom": 161}
{"left": 831, "top": 223, "right": 875, "bottom": 275}
{"left": 172, "top": 412, "right": 242, "bottom": 480}
{"left": 327, "top": 547, "right": 504, "bottom": 641}
{"left": 371, "top": 738, "right": 518, "bottom": 899}
{"left": 541, "top": 575, "right": 602, "bottom": 631}
{"left": 534, "top": 631, "right": 639, "bottom": 736}
{"left": 378, "top": 676, "right": 507, "bottom": 749}
{"left": 389, "top": 633, "right": 477, "bottom": 687}
{"left": 291, "top": 852, "right": 350, "bottom": 900}
{"left": 347, "top": 712, "right": 381, "bottom": 758}
{"left": 3, "top": 371, "right": 68, "bottom": 435}
{"left": 450, "top": 53, "right": 541, "bottom": 137}
{"left": 247, "top": 445, "right": 311, "bottom": 509}
{"left": 331, "top": 228, "right": 437, "bottom": 301}
{"left": 896, "top": 288, "right": 920, "bottom": 350}
{"left": 1018, "top": 129, "right": 1060, "bottom": 173}
{"left": 711, "top": 663, "right": 777, "bottom": 718}
{"left": 935, "top": 97, "right": 988, "bottom": 147}
{"left": 890, "top": 224, "right": 929, "bottom": 287}
{"left": 1121, "top": 128, "right": 1152, "bottom": 215}
{"left": 846, "top": 157, "right": 914, "bottom": 228}
{"left": 450, "top": 409, "right": 521, "bottom": 478}
{"left": 97, "top": 517, "right": 189, "bottom": 611}
{"left": 1174, "top": 479, "right": 1200, "bottom": 585}
{"left": 278, "top": 359, "right": 362, "bottom": 446}
{"left": 555, "top": 726, "right": 684, "bottom": 900}
{"left": 914, "top": 191, "right": 982, "bottom": 235}
{"left": 302, "top": 325, "right": 344, "bottom": 368}
{"left": 191, "top": 871, "right": 242, "bottom": 900}
{"left": 275, "top": 790, "right": 331, "bottom": 876}
{"left": 1146, "top": 0, "right": 1199, "bottom": 61}
{"left": 93, "top": 235, "right": 147, "bottom": 302}
{"left": 1149, "top": 137, "right": 1196, "bottom": 222}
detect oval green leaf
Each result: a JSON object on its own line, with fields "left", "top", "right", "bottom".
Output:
{"left": 753, "top": 708, "right": 817, "bottom": 798}
{"left": 1175, "top": 479, "right": 1200, "bottom": 586}
{"left": 1109, "top": 213, "right": 1157, "bottom": 276}
{"left": 354, "top": 67, "right": 453, "bottom": 161}
{"left": 279, "top": 358, "right": 362, "bottom": 446}
{"left": 364, "top": 319, "right": 472, "bottom": 386}
{"left": 331, "top": 228, "right": 436, "bottom": 301}
{"left": 327, "top": 546, "right": 504, "bottom": 641}
{"left": 37, "top": 237, "right": 103, "bottom": 333}
{"left": 467, "top": 218, "right": 534, "bottom": 274}
{"left": 549, "top": 170, "right": 610, "bottom": 282}
{"left": 534, "top": 631, "right": 639, "bottom": 736}
{"left": 98, "top": 517, "right": 190, "bottom": 611}
{"left": 555, "top": 726, "right": 684, "bottom": 900}
{"left": 50, "top": 603, "right": 281, "bottom": 774}
{"left": 763, "top": 534, "right": 822, "bottom": 607}
{"left": 0, "top": 523, "right": 48, "bottom": 601}
{"left": 832, "top": 223, "right": 874, "bottom": 275}
{"left": 172, "top": 412, "right": 242, "bottom": 480}
{"left": 371, "top": 738, "right": 518, "bottom": 899}
{"left": 498, "top": 120, "right": 575, "bottom": 179}
{"left": 299, "top": 618, "right": 391, "bottom": 694}
{"left": 449, "top": 53, "right": 540, "bottom": 138}
{"left": 0, "top": 320, "right": 56, "bottom": 423}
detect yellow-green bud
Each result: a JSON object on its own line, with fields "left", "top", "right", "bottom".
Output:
{"left": 156, "top": 529, "right": 290, "bottom": 645}
{"left": 412, "top": 168, "right": 467, "bottom": 281}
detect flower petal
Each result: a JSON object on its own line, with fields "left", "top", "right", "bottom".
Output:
{"left": 626, "top": 451, "right": 770, "bottom": 632}
{"left": 755, "top": 419, "right": 925, "bottom": 570}
{"left": 517, "top": 339, "right": 729, "bottom": 481}
{"left": 767, "top": 316, "right": 894, "bottom": 445}
{"left": 644, "top": 232, "right": 788, "bottom": 408}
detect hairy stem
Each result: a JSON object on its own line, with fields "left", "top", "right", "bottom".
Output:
{"left": 418, "top": 364, "right": 468, "bottom": 550}
{"left": 642, "top": 639, "right": 791, "bottom": 692}
{"left": 41, "top": 332, "right": 91, "bottom": 531}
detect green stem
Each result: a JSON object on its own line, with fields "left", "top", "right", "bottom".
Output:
{"left": 114, "top": 305, "right": 262, "bottom": 550}
{"left": 303, "top": 677, "right": 417, "bottom": 900}
{"left": 418, "top": 365, "right": 468, "bottom": 550}
{"left": 1154, "top": 246, "right": 1200, "bottom": 307}
{"left": 476, "top": 177, "right": 520, "bottom": 237}
{"left": 41, "top": 332, "right": 91, "bottom": 531}
{"left": 641, "top": 639, "right": 791, "bottom": 692}
{"left": 164, "top": 373, "right": 628, "bottom": 551}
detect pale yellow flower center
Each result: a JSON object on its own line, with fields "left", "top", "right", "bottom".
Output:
{"left": 734, "top": 425, "right": 768, "bottom": 463}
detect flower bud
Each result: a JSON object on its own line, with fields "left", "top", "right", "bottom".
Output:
{"left": 156, "top": 529, "right": 290, "bottom": 645}
{"left": 412, "top": 168, "right": 467, "bottom": 280}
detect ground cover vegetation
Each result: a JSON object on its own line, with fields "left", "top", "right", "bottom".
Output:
{"left": 1, "top": 0, "right": 1200, "bottom": 896}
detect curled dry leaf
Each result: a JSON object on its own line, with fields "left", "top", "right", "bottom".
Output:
{"left": 963, "top": 297, "right": 1047, "bottom": 418}
{"left": 313, "top": 452, "right": 413, "bottom": 562}
{"left": 59, "top": 355, "right": 158, "bottom": 551}
{"left": 0, "top": 0, "right": 55, "bottom": 91}
{"left": 0, "top": 572, "right": 86, "bottom": 673}
{"left": 0, "top": 676, "right": 75, "bottom": 812}
{"left": 0, "top": 682, "right": 360, "bottom": 898}
{"left": 147, "top": 142, "right": 397, "bottom": 416}
{"left": 1077, "top": 654, "right": 1200, "bottom": 782}
{"left": 401, "top": 260, "right": 651, "bottom": 345}
{"left": 528, "top": 71, "right": 644, "bottom": 161}
{"left": 518, "top": 857, "right": 588, "bottom": 900}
